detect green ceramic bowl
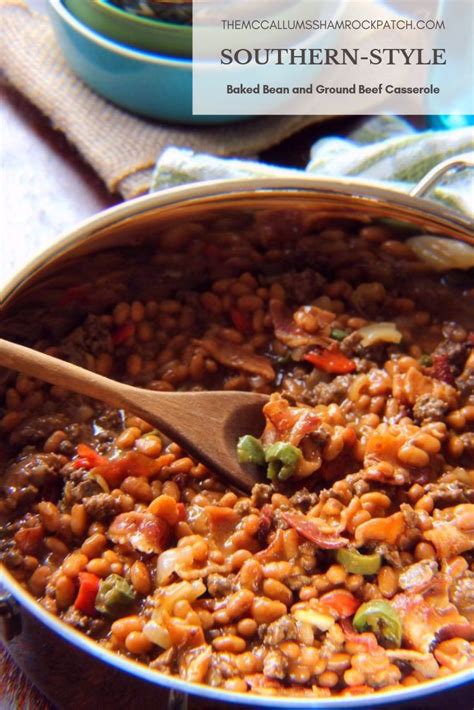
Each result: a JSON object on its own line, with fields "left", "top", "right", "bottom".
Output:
{"left": 64, "top": 0, "right": 191, "bottom": 57}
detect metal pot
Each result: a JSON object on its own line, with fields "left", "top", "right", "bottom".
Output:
{"left": 1, "top": 161, "right": 473, "bottom": 709}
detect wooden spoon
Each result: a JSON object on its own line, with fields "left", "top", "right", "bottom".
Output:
{"left": 0, "top": 339, "right": 269, "bottom": 492}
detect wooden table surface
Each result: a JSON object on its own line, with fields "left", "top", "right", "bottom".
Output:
{"left": 1, "top": 2, "right": 472, "bottom": 708}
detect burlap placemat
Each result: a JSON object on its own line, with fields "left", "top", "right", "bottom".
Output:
{"left": 0, "top": 0, "right": 330, "bottom": 199}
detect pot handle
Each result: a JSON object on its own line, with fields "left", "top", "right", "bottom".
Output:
{"left": 409, "top": 153, "right": 474, "bottom": 199}
{"left": 0, "top": 592, "right": 22, "bottom": 641}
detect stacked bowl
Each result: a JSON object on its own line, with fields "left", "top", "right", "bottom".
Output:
{"left": 48, "top": 0, "right": 238, "bottom": 124}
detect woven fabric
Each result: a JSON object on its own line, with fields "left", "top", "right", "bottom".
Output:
{"left": 151, "top": 117, "right": 474, "bottom": 218}
{"left": 0, "top": 0, "right": 328, "bottom": 198}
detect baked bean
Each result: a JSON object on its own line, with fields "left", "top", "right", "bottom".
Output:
{"left": 125, "top": 631, "right": 153, "bottom": 655}
{"left": 251, "top": 597, "right": 286, "bottom": 624}
{"left": 135, "top": 435, "right": 162, "bottom": 458}
{"left": 262, "top": 579, "right": 292, "bottom": 606}
{"left": 37, "top": 501, "right": 60, "bottom": 533}
{"left": 81, "top": 533, "right": 107, "bottom": 559}
{"left": 86, "top": 557, "right": 111, "bottom": 577}
{"left": 111, "top": 615, "right": 144, "bottom": 639}
{"left": 28, "top": 565, "right": 51, "bottom": 595}
{"left": 116, "top": 427, "right": 141, "bottom": 449}
{"left": 213, "top": 635, "right": 246, "bottom": 653}
{"left": 62, "top": 553, "right": 88, "bottom": 578}
{"left": 377, "top": 566, "right": 399, "bottom": 598}
{"left": 56, "top": 575, "right": 76, "bottom": 609}
{"left": 70, "top": 504, "right": 88, "bottom": 537}
{"left": 148, "top": 494, "right": 178, "bottom": 524}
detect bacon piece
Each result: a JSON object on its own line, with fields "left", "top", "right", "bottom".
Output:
{"left": 340, "top": 619, "right": 379, "bottom": 651}
{"left": 424, "top": 504, "right": 474, "bottom": 558}
{"left": 282, "top": 511, "right": 348, "bottom": 549}
{"left": 269, "top": 300, "right": 332, "bottom": 349}
{"left": 392, "top": 579, "right": 473, "bottom": 653}
{"left": 196, "top": 337, "right": 275, "bottom": 381}
{"left": 108, "top": 511, "right": 170, "bottom": 554}
{"left": 261, "top": 395, "right": 320, "bottom": 447}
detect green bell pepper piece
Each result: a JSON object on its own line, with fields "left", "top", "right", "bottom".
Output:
{"left": 264, "top": 441, "right": 302, "bottom": 481}
{"left": 237, "top": 435, "right": 266, "bottom": 466}
{"left": 330, "top": 328, "right": 349, "bottom": 341}
{"left": 336, "top": 548, "right": 382, "bottom": 575}
{"left": 95, "top": 574, "right": 136, "bottom": 618}
{"left": 353, "top": 599, "right": 402, "bottom": 648}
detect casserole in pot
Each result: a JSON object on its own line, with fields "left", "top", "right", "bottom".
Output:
{"left": 1, "top": 172, "right": 473, "bottom": 708}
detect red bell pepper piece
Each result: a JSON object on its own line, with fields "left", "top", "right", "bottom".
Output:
{"left": 73, "top": 443, "right": 107, "bottom": 470}
{"left": 282, "top": 512, "right": 348, "bottom": 549}
{"left": 176, "top": 503, "right": 186, "bottom": 522}
{"left": 94, "top": 451, "right": 158, "bottom": 485}
{"left": 431, "top": 354, "right": 455, "bottom": 385}
{"left": 230, "top": 308, "right": 252, "bottom": 334}
{"left": 304, "top": 348, "right": 356, "bottom": 374}
{"left": 319, "top": 589, "right": 361, "bottom": 618}
{"left": 112, "top": 321, "right": 135, "bottom": 345}
{"left": 74, "top": 572, "right": 100, "bottom": 616}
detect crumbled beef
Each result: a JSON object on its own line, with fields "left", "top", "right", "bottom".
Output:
{"left": 289, "top": 488, "right": 318, "bottom": 513}
{"left": 374, "top": 544, "right": 403, "bottom": 568}
{"left": 251, "top": 483, "right": 273, "bottom": 508}
{"left": 263, "top": 615, "right": 298, "bottom": 645}
{"left": 207, "top": 654, "right": 235, "bottom": 686}
{"left": 286, "top": 574, "right": 311, "bottom": 591}
{"left": 61, "top": 314, "right": 111, "bottom": 366}
{"left": 398, "top": 504, "right": 423, "bottom": 550}
{"left": 413, "top": 394, "right": 450, "bottom": 424}
{"left": 62, "top": 478, "right": 104, "bottom": 507}
{"left": 425, "top": 480, "right": 474, "bottom": 506}
{"left": 233, "top": 499, "right": 252, "bottom": 516}
{"left": 207, "top": 573, "right": 236, "bottom": 598}
{"left": 2, "top": 453, "right": 64, "bottom": 511}
{"left": 83, "top": 493, "right": 124, "bottom": 520}
{"left": 263, "top": 649, "right": 288, "bottom": 680}
{"left": 9, "top": 414, "right": 68, "bottom": 448}
{"left": 456, "top": 368, "right": 474, "bottom": 403}
{"left": 150, "top": 647, "right": 176, "bottom": 672}
{"left": 280, "top": 269, "right": 326, "bottom": 303}
{"left": 309, "top": 374, "right": 355, "bottom": 406}
{"left": 340, "top": 332, "right": 363, "bottom": 357}
{"left": 61, "top": 607, "right": 106, "bottom": 636}
{"left": 431, "top": 338, "right": 468, "bottom": 375}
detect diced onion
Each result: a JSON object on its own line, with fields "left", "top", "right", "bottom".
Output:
{"left": 406, "top": 236, "right": 474, "bottom": 271}
{"left": 357, "top": 322, "right": 402, "bottom": 347}
{"left": 294, "top": 609, "right": 335, "bottom": 631}
{"left": 143, "top": 620, "right": 171, "bottom": 649}
{"left": 156, "top": 546, "right": 194, "bottom": 585}
{"left": 152, "top": 579, "right": 206, "bottom": 614}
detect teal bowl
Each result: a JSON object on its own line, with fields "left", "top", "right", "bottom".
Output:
{"left": 63, "top": 0, "right": 192, "bottom": 58}
{"left": 48, "top": 0, "right": 244, "bottom": 124}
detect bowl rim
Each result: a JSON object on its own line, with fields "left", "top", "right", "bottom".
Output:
{"left": 2, "top": 175, "right": 474, "bottom": 706}
{"left": 64, "top": 0, "right": 192, "bottom": 34}
{"left": 96, "top": 0, "right": 192, "bottom": 32}
{"left": 50, "top": 0, "right": 192, "bottom": 65}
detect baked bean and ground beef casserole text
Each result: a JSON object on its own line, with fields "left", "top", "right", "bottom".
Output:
{"left": 1, "top": 212, "right": 473, "bottom": 699}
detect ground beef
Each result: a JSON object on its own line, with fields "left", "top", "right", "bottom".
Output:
{"left": 251, "top": 483, "right": 273, "bottom": 508}
{"left": 263, "top": 649, "right": 288, "bottom": 679}
{"left": 289, "top": 488, "right": 318, "bottom": 513}
{"left": 206, "top": 573, "right": 236, "bottom": 598}
{"left": 309, "top": 374, "right": 355, "bottom": 406}
{"left": 263, "top": 615, "right": 298, "bottom": 645}
{"left": 9, "top": 414, "right": 68, "bottom": 448}
{"left": 61, "top": 607, "right": 106, "bottom": 636}
{"left": 432, "top": 338, "right": 468, "bottom": 374}
{"left": 425, "top": 480, "right": 474, "bottom": 506}
{"left": 413, "top": 394, "right": 450, "bottom": 424}
{"left": 61, "top": 314, "right": 112, "bottom": 365}
{"left": 83, "top": 493, "right": 124, "bottom": 520}
{"left": 2, "top": 453, "right": 64, "bottom": 510}
{"left": 280, "top": 269, "right": 326, "bottom": 303}
{"left": 340, "top": 332, "right": 363, "bottom": 357}
{"left": 62, "top": 477, "right": 104, "bottom": 507}
{"left": 450, "top": 572, "right": 474, "bottom": 618}
{"left": 456, "top": 368, "right": 474, "bottom": 403}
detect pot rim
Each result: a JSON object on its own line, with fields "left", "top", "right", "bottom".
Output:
{"left": 3, "top": 175, "right": 473, "bottom": 299}
{"left": 2, "top": 573, "right": 472, "bottom": 708}
{"left": 2, "top": 175, "right": 473, "bottom": 706}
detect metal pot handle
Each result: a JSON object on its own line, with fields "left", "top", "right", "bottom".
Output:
{"left": 410, "top": 153, "right": 474, "bottom": 199}
{"left": 0, "top": 592, "right": 22, "bottom": 641}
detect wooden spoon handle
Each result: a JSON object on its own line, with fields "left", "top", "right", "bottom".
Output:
{"left": 0, "top": 339, "right": 133, "bottom": 410}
